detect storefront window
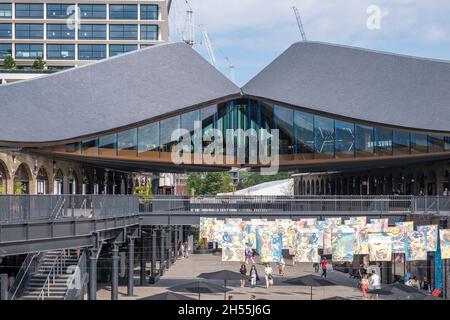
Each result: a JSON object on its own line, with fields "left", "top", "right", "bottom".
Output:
{"left": 428, "top": 135, "right": 444, "bottom": 153}
{"left": 294, "top": 110, "right": 314, "bottom": 159}
{"left": 314, "top": 116, "right": 334, "bottom": 159}
{"left": 411, "top": 133, "right": 428, "bottom": 154}
{"left": 335, "top": 120, "right": 354, "bottom": 158}
{"left": 393, "top": 131, "right": 410, "bottom": 155}
{"left": 82, "top": 138, "right": 98, "bottom": 155}
{"left": 355, "top": 125, "right": 374, "bottom": 157}
{"left": 274, "top": 105, "right": 294, "bottom": 156}
{"left": 138, "top": 122, "right": 159, "bottom": 159}
{"left": 118, "top": 129, "right": 137, "bottom": 157}
{"left": 374, "top": 127, "right": 393, "bottom": 156}
{"left": 98, "top": 134, "right": 117, "bottom": 156}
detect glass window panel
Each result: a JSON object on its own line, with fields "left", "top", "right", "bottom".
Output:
{"left": 47, "top": 4, "right": 74, "bottom": 19}
{"left": 0, "top": 43, "right": 12, "bottom": 58}
{"left": 79, "top": 4, "right": 106, "bottom": 19}
{"left": 445, "top": 137, "right": 450, "bottom": 151}
{"left": 274, "top": 105, "right": 294, "bottom": 156}
{"left": 335, "top": 120, "right": 354, "bottom": 158}
{"left": 138, "top": 122, "right": 159, "bottom": 158}
{"left": 65, "top": 142, "right": 80, "bottom": 153}
{"left": 47, "top": 24, "right": 75, "bottom": 39}
{"left": 0, "top": 4, "right": 12, "bottom": 18}
{"left": 15, "top": 24, "right": 43, "bottom": 39}
{"left": 160, "top": 116, "right": 180, "bottom": 154}
{"left": 82, "top": 138, "right": 98, "bottom": 155}
{"left": 314, "top": 116, "right": 335, "bottom": 158}
{"left": 109, "top": 24, "right": 137, "bottom": 40}
{"left": 140, "top": 24, "right": 158, "bottom": 40}
{"left": 0, "top": 23, "right": 11, "bottom": 38}
{"left": 355, "top": 125, "right": 374, "bottom": 157}
{"left": 393, "top": 131, "right": 410, "bottom": 155}
{"left": 429, "top": 135, "right": 444, "bottom": 153}
{"left": 98, "top": 134, "right": 117, "bottom": 156}
{"left": 47, "top": 44, "right": 75, "bottom": 60}
{"left": 294, "top": 110, "right": 314, "bottom": 159}
{"left": 118, "top": 129, "right": 137, "bottom": 157}
{"left": 78, "top": 24, "right": 106, "bottom": 40}
{"left": 374, "top": 127, "right": 393, "bottom": 156}
{"left": 411, "top": 133, "right": 428, "bottom": 154}
{"left": 140, "top": 4, "right": 158, "bottom": 20}
{"left": 15, "top": 44, "right": 43, "bottom": 59}
{"left": 78, "top": 44, "right": 106, "bottom": 60}
{"left": 15, "top": 4, "right": 43, "bottom": 19}
{"left": 109, "top": 44, "right": 137, "bottom": 57}
{"left": 109, "top": 4, "right": 137, "bottom": 20}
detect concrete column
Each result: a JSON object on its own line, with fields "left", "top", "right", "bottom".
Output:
{"left": 88, "top": 250, "right": 98, "bottom": 300}
{"left": 104, "top": 171, "right": 108, "bottom": 194}
{"left": 151, "top": 229, "right": 157, "bottom": 277}
{"left": 174, "top": 225, "right": 179, "bottom": 258}
{"left": 111, "top": 244, "right": 119, "bottom": 300}
{"left": 160, "top": 229, "right": 165, "bottom": 275}
{"left": 166, "top": 227, "right": 171, "bottom": 268}
{"left": 127, "top": 238, "right": 135, "bottom": 296}
{"left": 140, "top": 235, "right": 146, "bottom": 286}
{"left": 0, "top": 273, "right": 8, "bottom": 300}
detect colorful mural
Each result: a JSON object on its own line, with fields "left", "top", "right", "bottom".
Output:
{"left": 440, "top": 229, "right": 450, "bottom": 260}
{"left": 417, "top": 225, "right": 438, "bottom": 252}
{"left": 368, "top": 234, "right": 392, "bottom": 262}
{"left": 222, "top": 243, "right": 245, "bottom": 262}
{"left": 331, "top": 232, "right": 356, "bottom": 262}
{"left": 387, "top": 226, "right": 407, "bottom": 253}
{"left": 406, "top": 231, "right": 427, "bottom": 261}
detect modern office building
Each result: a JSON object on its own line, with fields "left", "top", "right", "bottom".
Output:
{"left": 0, "top": 0, "right": 169, "bottom": 83}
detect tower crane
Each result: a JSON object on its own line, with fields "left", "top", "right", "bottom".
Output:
{"left": 198, "top": 24, "right": 217, "bottom": 68}
{"left": 181, "top": 0, "right": 195, "bottom": 46}
{"left": 292, "top": 6, "right": 307, "bottom": 41}
{"left": 225, "top": 57, "right": 235, "bottom": 83}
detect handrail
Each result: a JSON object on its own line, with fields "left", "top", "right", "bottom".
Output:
{"left": 63, "top": 250, "right": 87, "bottom": 300}
{"left": 9, "top": 252, "right": 41, "bottom": 300}
{"left": 37, "top": 250, "right": 66, "bottom": 300}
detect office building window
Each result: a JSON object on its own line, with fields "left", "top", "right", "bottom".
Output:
{"left": 294, "top": 110, "right": 314, "bottom": 159}
{"left": 140, "top": 24, "right": 158, "bottom": 40}
{"left": 335, "top": 120, "right": 355, "bottom": 158}
{"left": 78, "top": 24, "right": 106, "bottom": 39}
{"left": 47, "top": 44, "right": 75, "bottom": 60}
{"left": 47, "top": 24, "right": 75, "bottom": 39}
{"left": 0, "top": 23, "right": 11, "bottom": 38}
{"left": 374, "top": 127, "right": 393, "bottom": 156}
{"left": 411, "top": 133, "right": 428, "bottom": 154}
{"left": 429, "top": 135, "right": 444, "bottom": 153}
{"left": 138, "top": 122, "right": 159, "bottom": 158}
{"left": 78, "top": 44, "right": 106, "bottom": 60}
{"left": 393, "top": 131, "right": 410, "bottom": 155}
{"left": 274, "top": 105, "right": 294, "bottom": 156}
{"left": 15, "top": 43, "right": 43, "bottom": 59}
{"left": 109, "top": 44, "right": 137, "bottom": 57}
{"left": 109, "top": 4, "right": 137, "bottom": 20}
{"left": 82, "top": 138, "right": 98, "bottom": 155}
{"left": 160, "top": 116, "right": 180, "bottom": 153}
{"left": 118, "top": 129, "right": 137, "bottom": 157}
{"left": 0, "top": 43, "right": 12, "bottom": 58}
{"left": 140, "top": 4, "right": 158, "bottom": 20}
{"left": 15, "top": 23, "right": 43, "bottom": 39}
{"left": 47, "top": 3, "right": 74, "bottom": 19}
{"left": 109, "top": 24, "right": 137, "bottom": 40}
{"left": 15, "top": 3, "right": 44, "bottom": 19}
{"left": 314, "top": 115, "right": 335, "bottom": 159}
{"left": 0, "top": 3, "right": 12, "bottom": 18}
{"left": 355, "top": 124, "right": 374, "bottom": 157}
{"left": 99, "top": 134, "right": 117, "bottom": 156}
{"left": 79, "top": 4, "right": 106, "bottom": 19}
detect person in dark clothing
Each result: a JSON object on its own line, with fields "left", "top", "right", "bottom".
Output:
{"left": 239, "top": 264, "right": 247, "bottom": 288}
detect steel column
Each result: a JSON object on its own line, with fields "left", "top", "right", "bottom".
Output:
{"left": 140, "top": 234, "right": 146, "bottom": 286}
{"left": 127, "top": 238, "right": 135, "bottom": 296}
{"left": 88, "top": 249, "right": 98, "bottom": 300}
{"left": 174, "top": 225, "right": 179, "bottom": 258}
{"left": 166, "top": 226, "right": 171, "bottom": 268}
{"left": 160, "top": 229, "right": 165, "bottom": 275}
{"left": 111, "top": 244, "right": 119, "bottom": 300}
{"left": 0, "top": 273, "right": 8, "bottom": 300}
{"left": 151, "top": 229, "right": 157, "bottom": 277}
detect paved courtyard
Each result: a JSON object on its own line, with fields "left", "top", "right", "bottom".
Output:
{"left": 96, "top": 253, "right": 363, "bottom": 300}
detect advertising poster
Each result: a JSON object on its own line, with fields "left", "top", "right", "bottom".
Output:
{"left": 417, "top": 225, "right": 438, "bottom": 252}
{"left": 222, "top": 243, "right": 245, "bottom": 262}
{"left": 368, "top": 233, "right": 392, "bottom": 262}
{"left": 388, "top": 226, "right": 407, "bottom": 253}
{"left": 331, "top": 232, "right": 356, "bottom": 262}
{"left": 406, "top": 231, "right": 427, "bottom": 261}
{"left": 355, "top": 226, "right": 369, "bottom": 255}
{"left": 440, "top": 229, "right": 450, "bottom": 260}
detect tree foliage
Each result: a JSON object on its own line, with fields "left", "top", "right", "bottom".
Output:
{"left": 185, "top": 172, "right": 233, "bottom": 196}
{"left": 134, "top": 185, "right": 153, "bottom": 203}
{"left": 3, "top": 54, "right": 16, "bottom": 70}
{"left": 32, "top": 56, "right": 46, "bottom": 70}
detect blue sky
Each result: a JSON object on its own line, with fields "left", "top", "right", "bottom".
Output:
{"left": 168, "top": 0, "right": 450, "bottom": 86}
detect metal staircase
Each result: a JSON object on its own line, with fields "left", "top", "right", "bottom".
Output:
{"left": 20, "top": 250, "right": 80, "bottom": 300}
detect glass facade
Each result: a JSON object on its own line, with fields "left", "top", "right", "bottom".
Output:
{"left": 109, "top": 44, "right": 137, "bottom": 57}
{"left": 47, "top": 3, "right": 74, "bottom": 19}
{"left": 0, "top": 43, "right": 11, "bottom": 58}
{"left": 140, "top": 24, "right": 158, "bottom": 40}
{"left": 141, "top": 4, "right": 158, "bottom": 20}
{"left": 47, "top": 24, "right": 75, "bottom": 39}
{"left": 109, "top": 24, "right": 137, "bottom": 40}
{"left": 15, "top": 43, "right": 43, "bottom": 59}
{"left": 78, "top": 24, "right": 106, "bottom": 40}
{"left": 47, "top": 44, "right": 75, "bottom": 60}
{"left": 64, "top": 99, "right": 450, "bottom": 164}
{"left": 78, "top": 44, "right": 106, "bottom": 60}
{"left": 109, "top": 4, "right": 137, "bottom": 20}
{"left": 0, "top": 4, "right": 12, "bottom": 18}
{"left": 15, "top": 24, "right": 43, "bottom": 39}
{"left": 0, "top": 23, "right": 11, "bottom": 38}
{"left": 79, "top": 4, "right": 106, "bottom": 19}
{"left": 15, "top": 3, "right": 44, "bottom": 19}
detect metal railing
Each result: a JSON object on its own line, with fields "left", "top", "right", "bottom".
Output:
{"left": 8, "top": 252, "right": 42, "bottom": 300}
{"left": 37, "top": 250, "right": 67, "bottom": 300}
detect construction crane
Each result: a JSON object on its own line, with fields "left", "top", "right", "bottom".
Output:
{"left": 292, "top": 6, "right": 307, "bottom": 41}
{"left": 225, "top": 57, "right": 236, "bottom": 83}
{"left": 199, "top": 24, "right": 217, "bottom": 68}
{"left": 181, "top": 0, "right": 195, "bottom": 46}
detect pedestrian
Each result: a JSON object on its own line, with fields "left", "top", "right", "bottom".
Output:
{"left": 320, "top": 257, "right": 328, "bottom": 278}
{"left": 422, "top": 277, "right": 430, "bottom": 293}
{"left": 239, "top": 264, "right": 247, "bottom": 288}
{"left": 360, "top": 274, "right": 368, "bottom": 300}
{"left": 369, "top": 270, "right": 381, "bottom": 290}
{"left": 250, "top": 265, "right": 259, "bottom": 288}
{"left": 313, "top": 261, "right": 320, "bottom": 273}
{"left": 180, "top": 241, "right": 185, "bottom": 258}
{"left": 358, "top": 264, "right": 366, "bottom": 279}
{"left": 264, "top": 263, "right": 273, "bottom": 289}
{"left": 278, "top": 257, "right": 286, "bottom": 276}
{"left": 183, "top": 241, "right": 189, "bottom": 258}
{"left": 444, "top": 188, "right": 449, "bottom": 196}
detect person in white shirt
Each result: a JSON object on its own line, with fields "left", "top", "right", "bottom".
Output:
{"left": 369, "top": 270, "right": 381, "bottom": 289}
{"left": 264, "top": 264, "right": 274, "bottom": 289}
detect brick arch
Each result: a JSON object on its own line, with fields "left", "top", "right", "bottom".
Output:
{"left": 0, "top": 159, "right": 11, "bottom": 194}
{"left": 13, "top": 162, "right": 33, "bottom": 194}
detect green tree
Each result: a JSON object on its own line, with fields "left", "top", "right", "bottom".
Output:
{"left": 0, "top": 185, "right": 5, "bottom": 195}
{"left": 32, "top": 56, "right": 46, "bottom": 70}
{"left": 134, "top": 185, "right": 153, "bottom": 203}
{"left": 3, "top": 54, "right": 16, "bottom": 70}
{"left": 185, "top": 172, "right": 203, "bottom": 196}
{"left": 14, "top": 181, "right": 24, "bottom": 195}
{"left": 185, "top": 172, "right": 233, "bottom": 196}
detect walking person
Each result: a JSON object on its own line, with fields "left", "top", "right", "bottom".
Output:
{"left": 313, "top": 261, "right": 320, "bottom": 273}
{"left": 369, "top": 270, "right": 381, "bottom": 290}
{"left": 320, "top": 257, "right": 328, "bottom": 278}
{"left": 250, "top": 265, "right": 259, "bottom": 288}
{"left": 264, "top": 263, "right": 273, "bottom": 289}
{"left": 278, "top": 257, "right": 286, "bottom": 276}
{"left": 360, "top": 274, "right": 369, "bottom": 300}
{"left": 239, "top": 264, "right": 247, "bottom": 288}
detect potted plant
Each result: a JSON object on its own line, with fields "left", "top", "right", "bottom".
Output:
{"left": 193, "top": 238, "right": 212, "bottom": 254}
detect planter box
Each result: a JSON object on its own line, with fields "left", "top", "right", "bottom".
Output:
{"left": 193, "top": 248, "right": 214, "bottom": 254}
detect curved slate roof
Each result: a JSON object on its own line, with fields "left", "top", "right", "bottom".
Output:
{"left": 242, "top": 41, "right": 450, "bottom": 133}
{"left": 0, "top": 42, "right": 241, "bottom": 143}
